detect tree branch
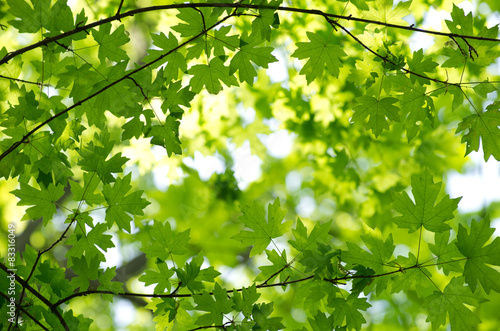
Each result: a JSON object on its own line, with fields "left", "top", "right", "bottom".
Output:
{"left": 2, "top": 2, "right": 499, "bottom": 66}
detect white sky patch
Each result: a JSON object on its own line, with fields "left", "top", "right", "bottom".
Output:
{"left": 183, "top": 151, "right": 226, "bottom": 181}
{"left": 258, "top": 129, "right": 296, "bottom": 158}
{"left": 236, "top": 104, "right": 256, "bottom": 128}
{"left": 447, "top": 151, "right": 500, "bottom": 213}
{"left": 100, "top": 233, "right": 122, "bottom": 269}
{"left": 113, "top": 299, "right": 136, "bottom": 329}
{"left": 229, "top": 140, "right": 263, "bottom": 190}
{"left": 152, "top": 164, "right": 171, "bottom": 191}
{"left": 267, "top": 48, "right": 289, "bottom": 83}
{"left": 296, "top": 195, "right": 316, "bottom": 218}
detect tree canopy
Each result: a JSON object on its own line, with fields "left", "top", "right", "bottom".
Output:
{"left": 1, "top": 0, "right": 500, "bottom": 330}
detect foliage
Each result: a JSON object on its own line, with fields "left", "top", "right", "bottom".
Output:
{"left": 0, "top": 0, "right": 500, "bottom": 330}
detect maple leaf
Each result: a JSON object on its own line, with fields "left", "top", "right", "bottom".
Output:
{"left": 391, "top": 75, "right": 434, "bottom": 141}
{"left": 428, "top": 231, "right": 464, "bottom": 275}
{"left": 291, "top": 31, "right": 346, "bottom": 84}
{"left": 423, "top": 277, "right": 485, "bottom": 331}
{"left": 250, "top": 0, "right": 282, "bottom": 42}
{"left": 230, "top": 34, "right": 277, "bottom": 86}
{"left": 407, "top": 49, "right": 438, "bottom": 85}
{"left": 343, "top": 231, "right": 395, "bottom": 295}
{"left": 69, "top": 172, "right": 104, "bottom": 206}
{"left": 210, "top": 25, "right": 239, "bottom": 57}
{"left": 232, "top": 284, "right": 261, "bottom": 318}
{"left": 189, "top": 57, "right": 239, "bottom": 94}
{"left": 139, "top": 259, "right": 175, "bottom": 294}
{"left": 11, "top": 182, "right": 65, "bottom": 224}
{"left": 36, "top": 260, "right": 74, "bottom": 299}
{"left": 147, "top": 115, "right": 182, "bottom": 157}
{"left": 91, "top": 23, "right": 130, "bottom": 63}
{"left": 232, "top": 197, "right": 291, "bottom": 257}
{"left": 66, "top": 223, "right": 114, "bottom": 262}
{"left": 363, "top": 0, "right": 412, "bottom": 26}
{"left": 7, "top": 0, "right": 73, "bottom": 33}
{"left": 97, "top": 267, "right": 124, "bottom": 297}
{"left": 289, "top": 219, "right": 332, "bottom": 253}
{"left": 142, "top": 220, "right": 190, "bottom": 260}
{"left": 258, "top": 249, "right": 293, "bottom": 283}
{"left": 161, "top": 81, "right": 195, "bottom": 116}
{"left": 69, "top": 256, "right": 100, "bottom": 291}
{"left": 308, "top": 311, "right": 335, "bottom": 331}
{"left": 456, "top": 102, "right": 500, "bottom": 161}
{"left": 252, "top": 302, "right": 284, "bottom": 330}
{"left": 193, "top": 283, "right": 233, "bottom": 326}
{"left": 352, "top": 96, "right": 400, "bottom": 137}
{"left": 390, "top": 253, "right": 433, "bottom": 297}
{"left": 329, "top": 293, "right": 371, "bottom": 331}
{"left": 391, "top": 170, "right": 461, "bottom": 233}
{"left": 142, "top": 32, "right": 187, "bottom": 81}
{"left": 455, "top": 216, "right": 500, "bottom": 294}
{"left": 102, "top": 173, "right": 150, "bottom": 233}
{"left": 77, "top": 131, "right": 129, "bottom": 184}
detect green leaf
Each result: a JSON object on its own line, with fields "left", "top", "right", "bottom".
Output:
{"left": 407, "top": 49, "right": 438, "bottom": 85}
{"left": 428, "top": 230, "right": 464, "bottom": 275}
{"left": 172, "top": 7, "right": 218, "bottom": 38}
{"left": 11, "top": 182, "right": 65, "bottom": 224}
{"left": 193, "top": 283, "right": 233, "bottom": 326}
{"left": 102, "top": 173, "right": 150, "bottom": 232}
{"left": 352, "top": 96, "right": 400, "bottom": 137}
{"left": 232, "top": 284, "right": 261, "bottom": 318}
{"left": 211, "top": 25, "right": 239, "bottom": 57}
{"left": 142, "top": 220, "right": 191, "bottom": 260}
{"left": 161, "top": 81, "right": 195, "bottom": 115}
{"left": 252, "top": 302, "right": 284, "bottom": 330}
{"left": 230, "top": 34, "right": 277, "bottom": 86}
{"left": 91, "top": 23, "right": 130, "bottom": 63}
{"left": 362, "top": 0, "right": 412, "bottom": 25}
{"left": 309, "top": 311, "right": 335, "bottom": 331}
{"left": 456, "top": 102, "right": 500, "bottom": 161}
{"left": 258, "top": 249, "right": 292, "bottom": 283}
{"left": 143, "top": 32, "right": 187, "bottom": 81}
{"left": 69, "top": 172, "right": 104, "bottom": 206}
{"left": 250, "top": 0, "right": 282, "bottom": 42}
{"left": 423, "top": 277, "right": 485, "bottom": 331}
{"left": 391, "top": 170, "right": 461, "bottom": 233}
{"left": 329, "top": 293, "right": 371, "bottom": 331}
{"left": 189, "top": 57, "right": 239, "bottom": 94}
{"left": 455, "top": 216, "right": 500, "bottom": 294}
{"left": 291, "top": 31, "right": 346, "bottom": 84}
{"left": 232, "top": 197, "right": 291, "bottom": 257}
{"left": 147, "top": 115, "right": 182, "bottom": 157}
{"left": 66, "top": 223, "right": 114, "bottom": 262}
{"left": 391, "top": 75, "right": 434, "bottom": 141}
{"left": 288, "top": 219, "right": 332, "bottom": 253}
{"left": 390, "top": 253, "right": 433, "bottom": 297}
{"left": 69, "top": 256, "right": 100, "bottom": 291}
{"left": 139, "top": 260, "right": 175, "bottom": 294}
{"left": 343, "top": 231, "right": 394, "bottom": 295}
{"left": 77, "top": 131, "right": 129, "bottom": 184}
{"left": 7, "top": 0, "right": 73, "bottom": 33}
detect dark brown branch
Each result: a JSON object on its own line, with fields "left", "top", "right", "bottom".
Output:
{"left": 53, "top": 256, "right": 470, "bottom": 307}
{"left": 328, "top": 19, "right": 458, "bottom": 88}
{"left": 0, "top": 74, "right": 53, "bottom": 87}
{"left": 0, "top": 262, "right": 70, "bottom": 331}
{"left": 2, "top": 2, "right": 499, "bottom": 66}
{"left": 116, "top": 0, "right": 125, "bottom": 17}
